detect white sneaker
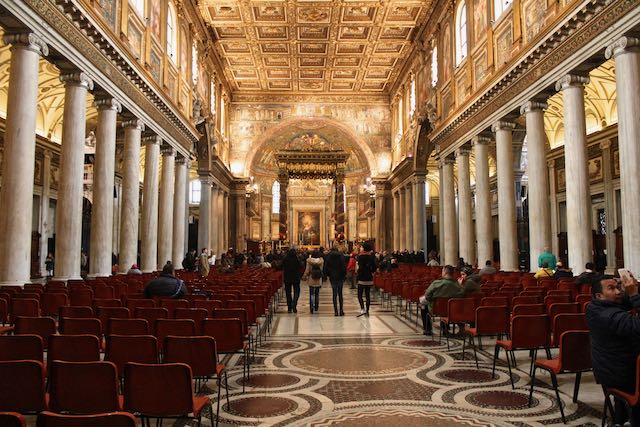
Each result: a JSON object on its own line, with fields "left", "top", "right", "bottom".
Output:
{"left": 360, "top": 308, "right": 366, "bottom": 315}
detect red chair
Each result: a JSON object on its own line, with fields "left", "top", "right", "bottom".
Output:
{"left": 0, "top": 334, "right": 43, "bottom": 363}
{"left": 125, "top": 298, "right": 155, "bottom": 312}
{"left": 440, "top": 298, "right": 476, "bottom": 350}
{"left": 512, "top": 303, "right": 546, "bottom": 316}
{"left": 48, "top": 360, "right": 122, "bottom": 414}
{"left": 14, "top": 316, "right": 56, "bottom": 349}
{"left": 104, "top": 335, "right": 159, "bottom": 378}
{"left": 97, "top": 307, "right": 130, "bottom": 335}
{"left": 47, "top": 335, "right": 101, "bottom": 373}
{"left": 575, "top": 294, "right": 591, "bottom": 310}
{"left": 203, "top": 318, "right": 250, "bottom": 391}
{"left": 183, "top": 295, "right": 207, "bottom": 306}
{"left": 212, "top": 308, "right": 252, "bottom": 357}
{"left": 106, "top": 318, "right": 149, "bottom": 336}
{"left": 480, "top": 296, "right": 510, "bottom": 310}
{"left": 36, "top": 411, "right": 137, "bottom": 427}
{"left": 164, "top": 336, "right": 229, "bottom": 424}
{"left": 528, "top": 330, "right": 592, "bottom": 423}
{"left": 544, "top": 294, "right": 572, "bottom": 308}
{"left": 462, "top": 305, "right": 509, "bottom": 369}
{"left": 10, "top": 299, "right": 40, "bottom": 322}
{"left": 603, "top": 355, "right": 640, "bottom": 426}
{"left": 552, "top": 313, "right": 588, "bottom": 347}
{"left": 155, "top": 319, "right": 196, "bottom": 352}
{"left": 194, "top": 300, "right": 223, "bottom": 316}
{"left": 0, "top": 412, "right": 25, "bottom": 427}
{"left": 159, "top": 299, "right": 190, "bottom": 318}
{"left": 69, "top": 288, "right": 93, "bottom": 307}
{"left": 59, "top": 306, "right": 93, "bottom": 319}
{"left": 134, "top": 307, "right": 168, "bottom": 335}
{"left": 174, "top": 308, "right": 208, "bottom": 334}
{"left": 123, "top": 362, "right": 212, "bottom": 426}
{"left": 59, "top": 318, "right": 102, "bottom": 337}
{"left": 93, "top": 299, "right": 122, "bottom": 310}
{"left": 0, "top": 360, "right": 47, "bottom": 413}
{"left": 492, "top": 314, "right": 551, "bottom": 388}
{"left": 93, "top": 286, "right": 115, "bottom": 299}
{"left": 548, "top": 303, "right": 580, "bottom": 325}
{"left": 513, "top": 295, "right": 541, "bottom": 306}
{"left": 40, "top": 293, "right": 69, "bottom": 317}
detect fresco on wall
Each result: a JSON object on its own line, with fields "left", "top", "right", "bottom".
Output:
{"left": 127, "top": 18, "right": 143, "bottom": 58}
{"left": 442, "top": 24, "right": 451, "bottom": 81}
{"left": 473, "top": 48, "right": 487, "bottom": 87}
{"left": 495, "top": 25, "right": 512, "bottom": 67}
{"left": 149, "top": 0, "right": 161, "bottom": 40}
{"left": 99, "top": 0, "right": 117, "bottom": 30}
{"left": 180, "top": 26, "right": 188, "bottom": 67}
{"left": 523, "top": 0, "right": 545, "bottom": 43}
{"left": 473, "top": 0, "right": 486, "bottom": 44}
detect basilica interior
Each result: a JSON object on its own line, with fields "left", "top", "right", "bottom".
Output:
{"left": 0, "top": 0, "right": 639, "bottom": 424}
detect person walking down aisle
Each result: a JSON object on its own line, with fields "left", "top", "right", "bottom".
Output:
{"left": 282, "top": 248, "right": 303, "bottom": 313}
{"left": 303, "top": 250, "right": 324, "bottom": 314}
{"left": 346, "top": 252, "right": 357, "bottom": 289}
{"left": 324, "top": 247, "right": 347, "bottom": 316}
{"left": 356, "top": 243, "right": 377, "bottom": 316}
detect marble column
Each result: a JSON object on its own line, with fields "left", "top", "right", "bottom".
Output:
{"left": 236, "top": 189, "right": 247, "bottom": 250}
{"left": 413, "top": 175, "right": 428, "bottom": 256}
{"left": 555, "top": 74, "right": 593, "bottom": 272}
{"left": 437, "top": 162, "right": 445, "bottom": 258}
{"left": 209, "top": 183, "right": 219, "bottom": 256}
{"left": 39, "top": 151, "right": 52, "bottom": 277}
{"left": 172, "top": 156, "right": 188, "bottom": 267}
{"left": 118, "top": 120, "right": 144, "bottom": 273}
{"left": 547, "top": 160, "right": 560, "bottom": 258}
{"left": 217, "top": 188, "right": 225, "bottom": 256}
{"left": 0, "top": 33, "right": 48, "bottom": 285}
{"left": 158, "top": 146, "right": 175, "bottom": 267}
{"left": 54, "top": 72, "right": 94, "bottom": 281}
{"left": 405, "top": 182, "right": 414, "bottom": 251}
{"left": 399, "top": 187, "right": 407, "bottom": 250}
{"left": 492, "top": 121, "right": 518, "bottom": 271}
{"left": 374, "top": 182, "right": 386, "bottom": 250}
{"left": 473, "top": 136, "right": 493, "bottom": 266}
{"left": 335, "top": 173, "right": 346, "bottom": 237}
{"left": 223, "top": 191, "right": 229, "bottom": 250}
{"left": 456, "top": 146, "right": 474, "bottom": 265}
{"left": 278, "top": 173, "right": 289, "bottom": 243}
{"left": 441, "top": 157, "right": 458, "bottom": 266}
{"left": 197, "top": 175, "right": 212, "bottom": 253}
{"left": 393, "top": 191, "right": 400, "bottom": 250}
{"left": 89, "top": 96, "right": 121, "bottom": 277}
{"left": 600, "top": 140, "right": 617, "bottom": 272}
{"left": 522, "top": 101, "right": 552, "bottom": 272}
{"left": 140, "top": 135, "right": 160, "bottom": 273}
{"left": 606, "top": 37, "right": 640, "bottom": 274}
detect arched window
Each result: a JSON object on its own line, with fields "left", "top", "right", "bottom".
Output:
{"left": 494, "top": 0, "right": 511, "bottom": 19}
{"left": 409, "top": 75, "right": 416, "bottom": 117}
{"left": 272, "top": 181, "right": 280, "bottom": 214}
{"left": 455, "top": 1, "right": 468, "bottom": 66}
{"left": 166, "top": 2, "right": 177, "bottom": 63}
{"left": 189, "top": 180, "right": 201, "bottom": 204}
{"left": 191, "top": 43, "right": 198, "bottom": 85}
{"left": 431, "top": 46, "right": 438, "bottom": 87}
{"left": 130, "top": 0, "right": 144, "bottom": 17}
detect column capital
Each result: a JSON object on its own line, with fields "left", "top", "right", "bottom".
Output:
{"left": 555, "top": 74, "right": 590, "bottom": 92}
{"left": 455, "top": 146, "right": 472, "bottom": 157}
{"left": 161, "top": 145, "right": 176, "bottom": 156}
{"left": 142, "top": 135, "right": 162, "bottom": 146}
{"left": 94, "top": 97, "right": 122, "bottom": 113}
{"left": 3, "top": 32, "right": 49, "bottom": 56}
{"left": 491, "top": 120, "right": 516, "bottom": 132}
{"left": 438, "top": 155, "right": 456, "bottom": 167}
{"left": 199, "top": 175, "right": 214, "bottom": 186}
{"left": 520, "top": 100, "right": 548, "bottom": 115}
{"left": 43, "top": 149, "right": 53, "bottom": 160}
{"left": 176, "top": 155, "right": 189, "bottom": 166}
{"left": 399, "top": 186, "right": 407, "bottom": 194}
{"left": 414, "top": 174, "right": 426, "bottom": 185}
{"left": 605, "top": 36, "right": 640, "bottom": 59}
{"left": 471, "top": 135, "right": 492, "bottom": 146}
{"left": 59, "top": 71, "right": 94, "bottom": 90}
{"left": 547, "top": 159, "right": 556, "bottom": 169}
{"left": 122, "top": 119, "right": 145, "bottom": 131}
{"left": 599, "top": 139, "right": 612, "bottom": 150}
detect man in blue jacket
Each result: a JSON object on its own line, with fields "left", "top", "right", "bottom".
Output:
{"left": 586, "top": 274, "right": 640, "bottom": 425}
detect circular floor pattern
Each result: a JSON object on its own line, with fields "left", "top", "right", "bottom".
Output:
{"left": 465, "top": 390, "right": 537, "bottom": 410}
{"left": 437, "top": 368, "right": 494, "bottom": 383}
{"left": 289, "top": 346, "right": 430, "bottom": 375}
{"left": 327, "top": 414, "right": 473, "bottom": 427}
{"left": 403, "top": 339, "right": 443, "bottom": 347}
{"left": 260, "top": 341, "right": 299, "bottom": 350}
{"left": 241, "top": 373, "right": 300, "bottom": 388}
{"left": 225, "top": 396, "right": 298, "bottom": 418}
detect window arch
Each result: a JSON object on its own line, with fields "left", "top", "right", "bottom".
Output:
{"left": 494, "top": 0, "right": 511, "bottom": 19}
{"left": 166, "top": 2, "right": 177, "bottom": 63}
{"left": 272, "top": 181, "right": 280, "bottom": 214}
{"left": 455, "top": 1, "right": 468, "bottom": 66}
{"left": 191, "top": 43, "right": 198, "bottom": 85}
{"left": 130, "top": 0, "right": 144, "bottom": 17}
{"left": 431, "top": 46, "right": 438, "bottom": 87}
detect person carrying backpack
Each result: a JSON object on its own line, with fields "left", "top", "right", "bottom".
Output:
{"left": 302, "top": 250, "right": 324, "bottom": 314}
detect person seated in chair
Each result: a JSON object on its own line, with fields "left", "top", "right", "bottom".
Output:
{"left": 459, "top": 266, "right": 481, "bottom": 296}
{"left": 534, "top": 262, "right": 554, "bottom": 279}
{"left": 144, "top": 262, "right": 189, "bottom": 299}
{"left": 586, "top": 274, "right": 640, "bottom": 425}
{"left": 419, "top": 265, "right": 463, "bottom": 336}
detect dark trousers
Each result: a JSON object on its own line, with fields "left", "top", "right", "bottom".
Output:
{"left": 309, "top": 286, "right": 320, "bottom": 310}
{"left": 357, "top": 285, "right": 371, "bottom": 312}
{"left": 284, "top": 282, "right": 300, "bottom": 311}
{"left": 420, "top": 307, "right": 433, "bottom": 332}
{"left": 330, "top": 278, "right": 344, "bottom": 313}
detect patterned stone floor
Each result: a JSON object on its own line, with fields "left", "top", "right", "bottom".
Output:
{"left": 204, "top": 286, "right": 604, "bottom": 427}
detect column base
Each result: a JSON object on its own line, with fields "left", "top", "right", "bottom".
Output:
{"left": 0, "top": 280, "right": 28, "bottom": 287}
{"left": 52, "top": 275, "right": 83, "bottom": 282}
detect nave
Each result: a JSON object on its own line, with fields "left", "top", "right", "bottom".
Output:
{"left": 206, "top": 286, "right": 602, "bottom": 426}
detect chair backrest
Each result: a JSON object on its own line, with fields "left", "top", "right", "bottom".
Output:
{"left": 0, "top": 360, "right": 46, "bottom": 412}
{"left": 202, "top": 318, "right": 244, "bottom": 353}
{"left": 40, "top": 293, "right": 69, "bottom": 317}
{"left": 59, "top": 306, "right": 93, "bottom": 319}
{"left": 164, "top": 335, "right": 218, "bottom": 378}
{"left": 155, "top": 319, "right": 196, "bottom": 351}
{"left": 92, "top": 286, "right": 115, "bottom": 299}
{"left": 511, "top": 314, "right": 550, "bottom": 349}
{"left": 48, "top": 360, "right": 120, "bottom": 414}
{"left": 480, "top": 296, "right": 509, "bottom": 308}
{"left": 512, "top": 295, "right": 541, "bottom": 306}
{"left": 10, "top": 299, "right": 40, "bottom": 321}
{"left": 474, "top": 305, "right": 509, "bottom": 335}
{"left": 0, "top": 334, "right": 43, "bottom": 362}
{"left": 0, "top": 299, "right": 8, "bottom": 324}
{"left": 36, "top": 411, "right": 137, "bottom": 427}
{"left": 0, "top": 412, "right": 25, "bottom": 427}
{"left": 430, "top": 297, "right": 449, "bottom": 317}
{"left": 211, "top": 308, "right": 248, "bottom": 335}
{"left": 226, "top": 300, "right": 257, "bottom": 323}
{"left": 104, "top": 334, "right": 159, "bottom": 378}
{"left": 512, "top": 303, "right": 545, "bottom": 316}
{"left": 552, "top": 313, "right": 588, "bottom": 347}
{"left": 14, "top": 317, "right": 56, "bottom": 348}
{"left": 69, "top": 289, "right": 94, "bottom": 307}
{"left": 47, "top": 335, "right": 101, "bottom": 373}
{"left": 123, "top": 362, "right": 195, "bottom": 417}
{"left": 548, "top": 302, "right": 580, "bottom": 321}
{"left": 159, "top": 299, "right": 190, "bottom": 318}
{"left": 558, "top": 330, "right": 592, "bottom": 372}
{"left": 193, "top": 300, "right": 223, "bottom": 316}
{"left": 107, "top": 318, "right": 149, "bottom": 336}
{"left": 125, "top": 298, "right": 155, "bottom": 312}
{"left": 134, "top": 307, "right": 168, "bottom": 335}
{"left": 59, "top": 317, "right": 102, "bottom": 337}
{"left": 173, "top": 308, "right": 208, "bottom": 334}
{"left": 544, "top": 294, "right": 572, "bottom": 307}
{"left": 97, "top": 307, "right": 130, "bottom": 335}
{"left": 446, "top": 298, "right": 476, "bottom": 323}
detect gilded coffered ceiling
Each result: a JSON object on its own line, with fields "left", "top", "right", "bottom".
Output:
{"left": 197, "top": 0, "right": 433, "bottom": 94}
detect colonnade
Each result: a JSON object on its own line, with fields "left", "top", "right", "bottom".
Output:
{"left": 436, "top": 35, "right": 640, "bottom": 273}
{"left": 0, "top": 31, "right": 192, "bottom": 284}
{"left": 197, "top": 177, "right": 229, "bottom": 258}
{"left": 392, "top": 175, "right": 428, "bottom": 254}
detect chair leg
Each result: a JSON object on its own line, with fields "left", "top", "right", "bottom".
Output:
{"left": 492, "top": 345, "right": 499, "bottom": 379}
{"left": 573, "top": 371, "right": 582, "bottom": 403}
{"left": 528, "top": 365, "right": 537, "bottom": 406}
{"left": 461, "top": 332, "right": 467, "bottom": 360}
{"left": 506, "top": 350, "right": 514, "bottom": 389}
{"left": 550, "top": 372, "right": 565, "bottom": 423}
{"left": 216, "top": 377, "right": 221, "bottom": 427}
{"left": 472, "top": 335, "right": 479, "bottom": 369}
{"left": 529, "top": 349, "right": 538, "bottom": 377}
{"left": 225, "top": 371, "right": 230, "bottom": 407}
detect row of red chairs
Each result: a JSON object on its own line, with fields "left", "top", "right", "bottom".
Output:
{"left": 0, "top": 411, "right": 138, "bottom": 427}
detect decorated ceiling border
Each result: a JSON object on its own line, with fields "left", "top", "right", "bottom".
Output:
{"left": 430, "top": 0, "right": 638, "bottom": 151}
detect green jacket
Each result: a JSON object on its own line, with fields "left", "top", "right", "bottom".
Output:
{"left": 538, "top": 251, "right": 557, "bottom": 269}
{"left": 424, "top": 277, "right": 463, "bottom": 311}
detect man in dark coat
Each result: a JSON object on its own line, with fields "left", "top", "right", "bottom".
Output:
{"left": 144, "top": 263, "right": 189, "bottom": 298}
{"left": 282, "top": 248, "right": 303, "bottom": 313}
{"left": 324, "top": 247, "right": 347, "bottom": 316}
{"left": 586, "top": 274, "right": 640, "bottom": 425}
{"left": 576, "top": 262, "right": 601, "bottom": 293}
